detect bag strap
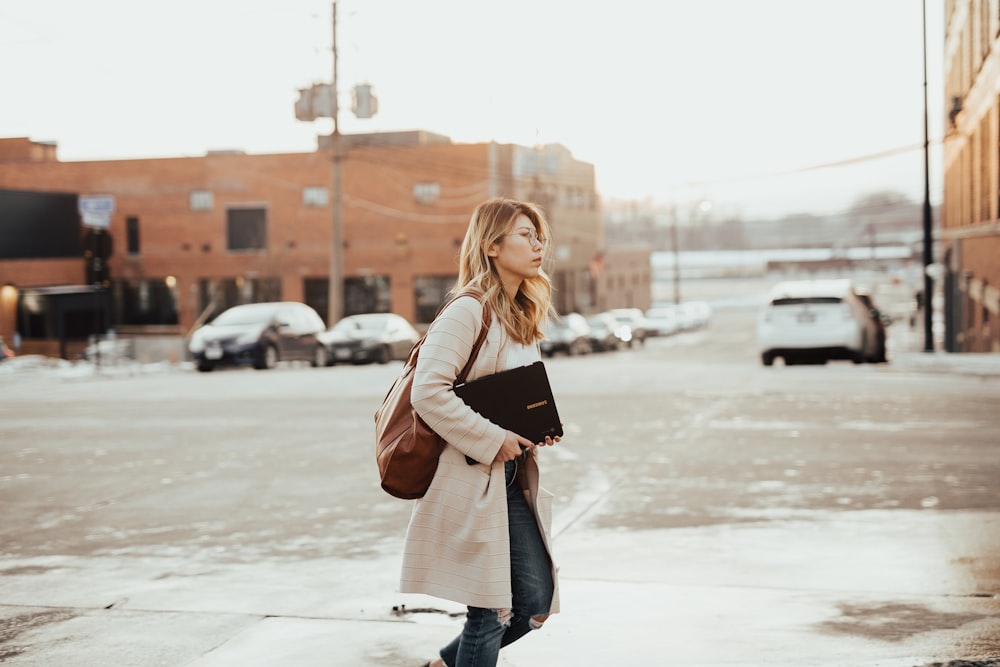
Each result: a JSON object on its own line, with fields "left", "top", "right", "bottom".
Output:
{"left": 456, "top": 297, "right": 492, "bottom": 383}
{"left": 404, "top": 291, "right": 492, "bottom": 380}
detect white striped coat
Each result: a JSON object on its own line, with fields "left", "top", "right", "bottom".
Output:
{"left": 402, "top": 295, "right": 560, "bottom": 613}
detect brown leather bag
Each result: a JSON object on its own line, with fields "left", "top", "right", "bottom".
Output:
{"left": 374, "top": 293, "right": 491, "bottom": 499}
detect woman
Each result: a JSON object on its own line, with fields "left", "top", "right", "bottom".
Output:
{"left": 404, "top": 197, "right": 561, "bottom": 667}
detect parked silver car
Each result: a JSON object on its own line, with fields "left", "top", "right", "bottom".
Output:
{"left": 188, "top": 302, "right": 328, "bottom": 372}
{"left": 319, "top": 313, "right": 420, "bottom": 365}
{"left": 541, "top": 313, "right": 593, "bottom": 357}
{"left": 585, "top": 313, "right": 630, "bottom": 351}
{"left": 608, "top": 308, "right": 648, "bottom": 346}
{"left": 643, "top": 307, "right": 679, "bottom": 337}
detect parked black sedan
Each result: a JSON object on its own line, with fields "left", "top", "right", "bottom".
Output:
{"left": 188, "top": 302, "right": 328, "bottom": 372}
{"left": 319, "top": 313, "right": 420, "bottom": 365}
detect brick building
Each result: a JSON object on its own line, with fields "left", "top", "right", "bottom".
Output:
{"left": 942, "top": 0, "right": 1000, "bottom": 352}
{"left": 0, "top": 133, "right": 649, "bottom": 359}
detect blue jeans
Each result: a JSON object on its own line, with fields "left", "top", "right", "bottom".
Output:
{"left": 438, "top": 460, "right": 554, "bottom": 667}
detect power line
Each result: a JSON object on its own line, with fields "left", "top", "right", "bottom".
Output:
{"left": 678, "top": 141, "right": 941, "bottom": 189}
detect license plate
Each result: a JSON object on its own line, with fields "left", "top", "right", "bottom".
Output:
{"left": 796, "top": 312, "right": 816, "bottom": 323}
{"left": 335, "top": 349, "right": 352, "bottom": 360}
{"left": 205, "top": 346, "right": 223, "bottom": 360}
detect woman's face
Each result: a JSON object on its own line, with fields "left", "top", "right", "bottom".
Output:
{"left": 489, "top": 213, "right": 545, "bottom": 290}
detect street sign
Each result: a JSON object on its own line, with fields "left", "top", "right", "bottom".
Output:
{"left": 79, "top": 194, "right": 116, "bottom": 229}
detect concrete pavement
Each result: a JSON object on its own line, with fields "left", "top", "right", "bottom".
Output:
{"left": 2, "top": 509, "right": 998, "bottom": 666}
{"left": 888, "top": 351, "right": 1000, "bottom": 378}
{"left": 1, "top": 335, "right": 999, "bottom": 666}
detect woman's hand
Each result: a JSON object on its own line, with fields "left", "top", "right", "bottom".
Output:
{"left": 494, "top": 431, "right": 534, "bottom": 463}
{"left": 536, "top": 434, "right": 560, "bottom": 447}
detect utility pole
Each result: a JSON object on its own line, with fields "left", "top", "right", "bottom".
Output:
{"left": 670, "top": 206, "right": 681, "bottom": 305}
{"left": 921, "top": 0, "right": 934, "bottom": 352}
{"left": 295, "top": 2, "right": 376, "bottom": 325}
{"left": 329, "top": 1, "right": 343, "bottom": 327}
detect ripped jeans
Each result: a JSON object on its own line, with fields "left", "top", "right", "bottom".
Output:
{"left": 438, "top": 460, "right": 554, "bottom": 667}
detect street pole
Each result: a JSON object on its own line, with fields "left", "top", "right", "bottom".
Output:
{"left": 921, "top": 0, "right": 934, "bottom": 352}
{"left": 670, "top": 209, "right": 681, "bottom": 305}
{"left": 328, "top": 1, "right": 343, "bottom": 327}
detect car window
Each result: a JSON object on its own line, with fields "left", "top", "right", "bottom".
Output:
{"left": 334, "top": 316, "right": 386, "bottom": 333}
{"left": 332, "top": 318, "right": 360, "bottom": 333}
{"left": 293, "top": 308, "right": 313, "bottom": 331}
{"left": 302, "top": 308, "right": 325, "bottom": 330}
{"left": 213, "top": 306, "right": 276, "bottom": 326}
{"left": 771, "top": 297, "right": 842, "bottom": 306}
{"left": 276, "top": 307, "right": 300, "bottom": 330}
{"left": 357, "top": 317, "right": 388, "bottom": 331}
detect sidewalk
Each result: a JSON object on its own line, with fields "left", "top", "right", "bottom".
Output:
{"left": 885, "top": 322, "right": 1000, "bottom": 378}
{"left": 4, "top": 511, "right": 999, "bottom": 666}
{"left": 889, "top": 350, "right": 1000, "bottom": 378}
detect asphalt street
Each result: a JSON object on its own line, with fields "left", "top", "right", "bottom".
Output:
{"left": 1, "top": 291, "right": 999, "bottom": 666}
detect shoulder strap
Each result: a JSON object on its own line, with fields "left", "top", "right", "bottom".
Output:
{"left": 404, "top": 291, "right": 492, "bottom": 382}
{"left": 456, "top": 293, "right": 491, "bottom": 384}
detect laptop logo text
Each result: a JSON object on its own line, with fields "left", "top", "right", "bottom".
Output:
{"left": 526, "top": 400, "right": 548, "bottom": 410}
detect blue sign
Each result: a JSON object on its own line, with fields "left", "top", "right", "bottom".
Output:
{"left": 79, "top": 195, "right": 116, "bottom": 229}
{"left": 78, "top": 195, "right": 116, "bottom": 215}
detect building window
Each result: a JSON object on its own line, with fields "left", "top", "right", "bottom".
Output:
{"left": 111, "top": 278, "right": 179, "bottom": 326}
{"left": 190, "top": 190, "right": 214, "bottom": 211}
{"left": 198, "top": 276, "right": 281, "bottom": 319}
{"left": 413, "top": 182, "right": 440, "bottom": 205}
{"left": 226, "top": 207, "right": 267, "bottom": 252}
{"left": 345, "top": 275, "right": 390, "bottom": 316}
{"left": 303, "top": 186, "right": 329, "bottom": 207}
{"left": 414, "top": 275, "right": 456, "bottom": 324}
{"left": 304, "top": 278, "right": 332, "bottom": 326}
{"left": 126, "top": 216, "right": 140, "bottom": 255}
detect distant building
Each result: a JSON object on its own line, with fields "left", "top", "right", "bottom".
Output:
{"left": 942, "top": 1, "right": 1000, "bottom": 352}
{"left": 0, "top": 134, "right": 648, "bottom": 359}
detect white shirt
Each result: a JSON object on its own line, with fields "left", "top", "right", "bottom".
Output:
{"left": 504, "top": 340, "right": 540, "bottom": 370}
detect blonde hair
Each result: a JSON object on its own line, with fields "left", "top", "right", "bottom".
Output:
{"left": 453, "top": 197, "right": 555, "bottom": 345}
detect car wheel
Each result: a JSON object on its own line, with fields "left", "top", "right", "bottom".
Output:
{"left": 761, "top": 352, "right": 775, "bottom": 366}
{"left": 255, "top": 344, "right": 278, "bottom": 370}
{"left": 312, "top": 345, "right": 328, "bottom": 368}
{"left": 868, "top": 340, "right": 887, "bottom": 364}
{"left": 852, "top": 335, "right": 868, "bottom": 364}
{"left": 375, "top": 345, "right": 391, "bottom": 364}
{"left": 197, "top": 361, "right": 215, "bottom": 373}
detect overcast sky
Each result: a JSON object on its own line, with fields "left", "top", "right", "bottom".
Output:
{"left": 0, "top": 0, "right": 945, "bottom": 219}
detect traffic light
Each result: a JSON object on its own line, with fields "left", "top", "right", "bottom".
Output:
{"left": 83, "top": 229, "right": 113, "bottom": 286}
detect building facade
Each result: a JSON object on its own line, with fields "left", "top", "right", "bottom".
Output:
{"left": 942, "top": 0, "right": 1000, "bottom": 352}
{"left": 0, "top": 134, "right": 649, "bottom": 358}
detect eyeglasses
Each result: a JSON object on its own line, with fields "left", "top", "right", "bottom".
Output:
{"left": 503, "top": 229, "right": 547, "bottom": 249}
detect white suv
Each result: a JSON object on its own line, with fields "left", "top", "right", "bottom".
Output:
{"left": 608, "top": 308, "right": 648, "bottom": 346}
{"left": 756, "top": 279, "right": 881, "bottom": 366}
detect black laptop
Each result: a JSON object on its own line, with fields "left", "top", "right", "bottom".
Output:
{"left": 454, "top": 361, "right": 563, "bottom": 446}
